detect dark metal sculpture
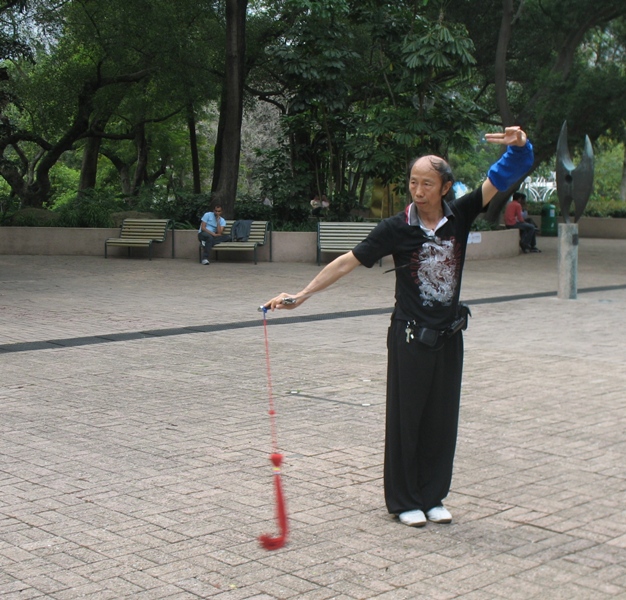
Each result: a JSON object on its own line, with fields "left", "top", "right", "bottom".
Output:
{"left": 556, "top": 121, "right": 594, "bottom": 223}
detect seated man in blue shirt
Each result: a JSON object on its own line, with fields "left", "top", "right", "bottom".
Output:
{"left": 198, "top": 204, "right": 231, "bottom": 265}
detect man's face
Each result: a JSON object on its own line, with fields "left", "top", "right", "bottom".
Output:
{"left": 214, "top": 208, "right": 223, "bottom": 216}
{"left": 409, "top": 157, "right": 451, "bottom": 213}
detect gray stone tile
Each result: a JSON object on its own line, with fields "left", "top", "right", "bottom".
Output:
{"left": 1, "top": 241, "right": 625, "bottom": 598}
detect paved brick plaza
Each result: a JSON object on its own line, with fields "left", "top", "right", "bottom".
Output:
{"left": 1, "top": 236, "right": 625, "bottom": 599}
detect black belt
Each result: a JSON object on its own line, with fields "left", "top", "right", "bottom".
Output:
{"left": 403, "top": 303, "right": 471, "bottom": 347}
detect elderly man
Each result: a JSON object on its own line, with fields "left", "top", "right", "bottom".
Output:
{"left": 264, "top": 127, "right": 534, "bottom": 527}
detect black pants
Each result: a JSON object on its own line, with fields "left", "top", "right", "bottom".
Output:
{"left": 384, "top": 320, "right": 464, "bottom": 515}
{"left": 198, "top": 232, "right": 231, "bottom": 260}
{"left": 507, "top": 222, "right": 536, "bottom": 250}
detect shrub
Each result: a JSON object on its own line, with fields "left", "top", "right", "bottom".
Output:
{"left": 134, "top": 189, "right": 210, "bottom": 225}
{"left": 234, "top": 195, "right": 272, "bottom": 221}
{"left": 0, "top": 192, "right": 21, "bottom": 225}
{"left": 471, "top": 218, "right": 501, "bottom": 232}
{"left": 325, "top": 191, "right": 359, "bottom": 222}
{"left": 6, "top": 208, "right": 62, "bottom": 227}
{"left": 582, "top": 198, "right": 626, "bottom": 218}
{"left": 526, "top": 197, "right": 626, "bottom": 219}
{"left": 52, "top": 189, "right": 124, "bottom": 227}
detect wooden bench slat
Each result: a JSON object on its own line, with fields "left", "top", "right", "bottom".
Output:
{"left": 105, "top": 239, "right": 154, "bottom": 246}
{"left": 317, "top": 221, "right": 381, "bottom": 266}
{"left": 105, "top": 218, "right": 174, "bottom": 260}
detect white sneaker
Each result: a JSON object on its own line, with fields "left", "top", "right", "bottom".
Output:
{"left": 426, "top": 505, "right": 452, "bottom": 524}
{"left": 201, "top": 259, "right": 210, "bottom": 265}
{"left": 398, "top": 509, "right": 426, "bottom": 527}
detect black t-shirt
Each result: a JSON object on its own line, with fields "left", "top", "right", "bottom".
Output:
{"left": 352, "top": 188, "right": 483, "bottom": 329}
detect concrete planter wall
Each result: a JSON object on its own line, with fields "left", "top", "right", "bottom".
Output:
{"left": 3, "top": 218, "right": 623, "bottom": 261}
{"left": 0, "top": 227, "right": 308, "bottom": 262}
{"left": 532, "top": 215, "right": 626, "bottom": 239}
{"left": 466, "top": 228, "right": 520, "bottom": 259}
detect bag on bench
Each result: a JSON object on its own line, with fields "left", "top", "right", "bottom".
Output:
{"left": 231, "top": 220, "right": 253, "bottom": 242}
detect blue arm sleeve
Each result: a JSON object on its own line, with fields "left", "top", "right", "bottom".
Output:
{"left": 487, "top": 141, "right": 534, "bottom": 192}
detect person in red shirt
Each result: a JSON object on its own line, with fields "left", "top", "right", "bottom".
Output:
{"left": 504, "top": 192, "right": 540, "bottom": 253}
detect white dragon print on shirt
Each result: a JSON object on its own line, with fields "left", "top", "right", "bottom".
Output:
{"left": 410, "top": 237, "right": 459, "bottom": 306}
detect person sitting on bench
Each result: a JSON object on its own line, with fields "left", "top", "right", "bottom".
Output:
{"left": 198, "top": 204, "right": 231, "bottom": 265}
{"left": 504, "top": 192, "right": 540, "bottom": 253}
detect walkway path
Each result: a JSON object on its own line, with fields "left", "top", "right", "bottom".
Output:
{"left": 1, "top": 237, "right": 625, "bottom": 599}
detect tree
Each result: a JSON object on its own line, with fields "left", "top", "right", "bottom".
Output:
{"left": 454, "top": 0, "right": 626, "bottom": 219}
{"left": 248, "top": 0, "right": 482, "bottom": 217}
{"left": 0, "top": 0, "right": 221, "bottom": 208}
{"left": 211, "top": 0, "right": 248, "bottom": 218}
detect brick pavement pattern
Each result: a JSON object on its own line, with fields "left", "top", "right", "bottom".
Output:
{"left": 1, "top": 237, "right": 625, "bottom": 599}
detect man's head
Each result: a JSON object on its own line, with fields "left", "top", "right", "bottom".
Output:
{"left": 512, "top": 192, "right": 526, "bottom": 203}
{"left": 408, "top": 155, "right": 455, "bottom": 211}
{"left": 212, "top": 204, "right": 223, "bottom": 216}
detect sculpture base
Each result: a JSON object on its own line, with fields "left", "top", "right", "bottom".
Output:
{"left": 558, "top": 223, "right": 578, "bottom": 300}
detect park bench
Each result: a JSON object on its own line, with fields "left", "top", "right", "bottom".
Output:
{"left": 198, "top": 220, "right": 271, "bottom": 265}
{"left": 317, "top": 221, "right": 381, "bottom": 266}
{"left": 104, "top": 218, "right": 175, "bottom": 260}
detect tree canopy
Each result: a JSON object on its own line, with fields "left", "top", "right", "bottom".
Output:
{"left": 1, "top": 0, "right": 625, "bottom": 224}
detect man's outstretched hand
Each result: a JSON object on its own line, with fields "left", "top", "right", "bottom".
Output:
{"left": 485, "top": 126, "right": 527, "bottom": 147}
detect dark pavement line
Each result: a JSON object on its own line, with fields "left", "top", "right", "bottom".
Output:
{"left": 1, "top": 283, "right": 624, "bottom": 354}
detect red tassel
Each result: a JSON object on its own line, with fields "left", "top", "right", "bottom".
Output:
{"left": 258, "top": 453, "right": 288, "bottom": 550}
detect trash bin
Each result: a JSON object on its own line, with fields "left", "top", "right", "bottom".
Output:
{"left": 541, "top": 203, "right": 557, "bottom": 236}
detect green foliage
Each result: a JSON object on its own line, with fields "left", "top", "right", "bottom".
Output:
{"left": 525, "top": 197, "right": 626, "bottom": 218}
{"left": 233, "top": 196, "right": 272, "bottom": 221}
{"left": 253, "top": 143, "right": 314, "bottom": 229}
{"left": 590, "top": 140, "right": 624, "bottom": 201}
{"left": 134, "top": 189, "right": 211, "bottom": 226}
{"left": 0, "top": 0, "right": 222, "bottom": 208}
{"left": 259, "top": 0, "right": 483, "bottom": 205}
{"left": 0, "top": 188, "right": 20, "bottom": 225}
{"left": 274, "top": 219, "right": 317, "bottom": 232}
{"left": 401, "top": 18, "right": 476, "bottom": 75}
{"left": 449, "top": 138, "right": 501, "bottom": 189}
{"left": 325, "top": 190, "right": 358, "bottom": 221}
{"left": 3, "top": 0, "right": 626, "bottom": 233}
{"left": 470, "top": 218, "right": 501, "bottom": 231}
{"left": 525, "top": 201, "right": 545, "bottom": 216}
{"left": 581, "top": 197, "right": 626, "bottom": 218}
{"left": 5, "top": 208, "right": 61, "bottom": 227}
{"left": 48, "top": 163, "right": 82, "bottom": 207}
{"left": 52, "top": 189, "right": 125, "bottom": 227}
{"left": 271, "top": 196, "right": 314, "bottom": 230}
{"left": 456, "top": 0, "right": 626, "bottom": 168}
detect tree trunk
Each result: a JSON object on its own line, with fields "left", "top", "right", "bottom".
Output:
{"left": 321, "top": 105, "right": 336, "bottom": 196}
{"left": 483, "top": 0, "right": 517, "bottom": 223}
{"left": 101, "top": 149, "right": 134, "bottom": 196}
{"left": 131, "top": 123, "right": 149, "bottom": 195}
{"left": 621, "top": 143, "right": 626, "bottom": 202}
{"left": 187, "top": 102, "right": 202, "bottom": 194}
{"left": 79, "top": 135, "right": 102, "bottom": 190}
{"left": 211, "top": 0, "right": 247, "bottom": 218}
{"left": 494, "top": 0, "right": 515, "bottom": 127}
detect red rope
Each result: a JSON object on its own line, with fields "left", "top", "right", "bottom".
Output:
{"left": 258, "top": 308, "right": 288, "bottom": 550}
